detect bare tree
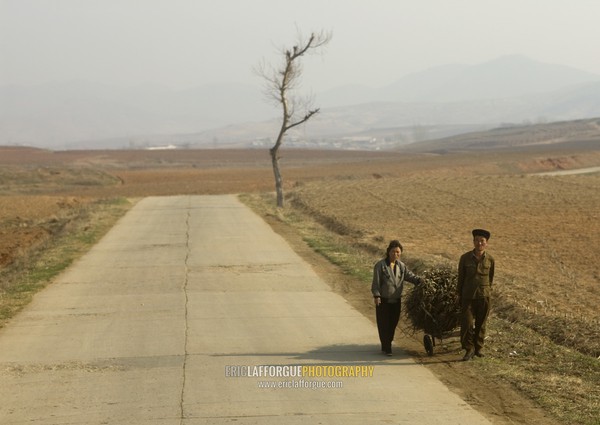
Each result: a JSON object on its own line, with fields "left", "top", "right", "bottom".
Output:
{"left": 256, "top": 30, "right": 332, "bottom": 207}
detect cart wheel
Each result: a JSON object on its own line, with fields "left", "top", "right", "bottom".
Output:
{"left": 423, "top": 334, "right": 434, "bottom": 356}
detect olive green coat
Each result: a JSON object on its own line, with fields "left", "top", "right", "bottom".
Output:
{"left": 457, "top": 251, "right": 495, "bottom": 303}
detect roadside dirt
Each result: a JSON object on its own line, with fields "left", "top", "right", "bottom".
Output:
{"left": 258, "top": 212, "right": 562, "bottom": 425}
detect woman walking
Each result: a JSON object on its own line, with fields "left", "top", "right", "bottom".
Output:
{"left": 371, "top": 240, "right": 423, "bottom": 356}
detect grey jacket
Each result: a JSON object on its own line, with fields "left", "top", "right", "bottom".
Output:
{"left": 371, "top": 259, "right": 421, "bottom": 301}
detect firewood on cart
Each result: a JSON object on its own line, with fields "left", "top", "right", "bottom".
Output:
{"left": 404, "top": 266, "right": 460, "bottom": 340}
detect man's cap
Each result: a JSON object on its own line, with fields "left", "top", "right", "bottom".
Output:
{"left": 472, "top": 228, "right": 491, "bottom": 239}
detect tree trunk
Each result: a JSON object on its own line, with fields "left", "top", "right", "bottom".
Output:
{"left": 270, "top": 146, "right": 284, "bottom": 207}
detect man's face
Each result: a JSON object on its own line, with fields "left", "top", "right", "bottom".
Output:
{"left": 473, "top": 236, "right": 488, "bottom": 252}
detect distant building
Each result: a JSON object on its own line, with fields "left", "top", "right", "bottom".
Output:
{"left": 145, "top": 144, "right": 177, "bottom": 151}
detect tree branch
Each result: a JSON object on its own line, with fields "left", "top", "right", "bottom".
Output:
{"left": 285, "top": 108, "right": 320, "bottom": 132}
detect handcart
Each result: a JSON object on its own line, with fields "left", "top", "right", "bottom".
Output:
{"left": 404, "top": 266, "right": 461, "bottom": 357}
{"left": 419, "top": 308, "right": 457, "bottom": 356}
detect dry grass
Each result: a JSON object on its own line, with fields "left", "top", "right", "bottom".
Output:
{"left": 0, "top": 196, "right": 131, "bottom": 327}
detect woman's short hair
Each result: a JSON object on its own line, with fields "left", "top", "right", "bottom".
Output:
{"left": 386, "top": 240, "right": 403, "bottom": 257}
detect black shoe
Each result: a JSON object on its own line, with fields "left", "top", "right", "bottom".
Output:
{"left": 385, "top": 350, "right": 392, "bottom": 356}
{"left": 462, "top": 350, "right": 474, "bottom": 361}
{"left": 474, "top": 351, "right": 485, "bottom": 358}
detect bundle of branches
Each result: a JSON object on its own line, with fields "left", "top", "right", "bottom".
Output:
{"left": 404, "top": 266, "right": 460, "bottom": 338}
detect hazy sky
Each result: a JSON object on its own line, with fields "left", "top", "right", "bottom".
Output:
{"left": 2, "top": 0, "right": 600, "bottom": 92}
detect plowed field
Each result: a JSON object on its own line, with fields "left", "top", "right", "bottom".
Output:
{"left": 289, "top": 173, "right": 600, "bottom": 355}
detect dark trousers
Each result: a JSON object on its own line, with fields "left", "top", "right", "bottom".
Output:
{"left": 376, "top": 300, "right": 401, "bottom": 352}
{"left": 460, "top": 297, "right": 490, "bottom": 353}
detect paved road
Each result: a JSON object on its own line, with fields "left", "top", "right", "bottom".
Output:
{"left": 0, "top": 195, "right": 492, "bottom": 424}
{"left": 535, "top": 166, "right": 600, "bottom": 175}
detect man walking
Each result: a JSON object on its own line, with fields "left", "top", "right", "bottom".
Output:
{"left": 457, "top": 229, "right": 495, "bottom": 361}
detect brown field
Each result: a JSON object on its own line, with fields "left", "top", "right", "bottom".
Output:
{"left": 290, "top": 172, "right": 600, "bottom": 354}
{"left": 1, "top": 142, "right": 599, "bottom": 424}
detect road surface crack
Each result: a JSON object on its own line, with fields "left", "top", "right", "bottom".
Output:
{"left": 179, "top": 197, "right": 192, "bottom": 424}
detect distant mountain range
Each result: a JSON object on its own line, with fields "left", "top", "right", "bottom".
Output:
{"left": 1, "top": 55, "right": 600, "bottom": 149}
{"left": 398, "top": 116, "right": 600, "bottom": 153}
{"left": 318, "top": 54, "right": 600, "bottom": 105}
{"left": 0, "top": 81, "right": 275, "bottom": 148}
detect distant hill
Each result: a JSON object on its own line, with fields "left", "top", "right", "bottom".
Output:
{"left": 398, "top": 117, "right": 600, "bottom": 152}
{"left": 2, "top": 55, "right": 600, "bottom": 149}
{"left": 318, "top": 55, "right": 600, "bottom": 106}
{"left": 0, "top": 81, "right": 276, "bottom": 149}
{"left": 209, "top": 80, "right": 600, "bottom": 150}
